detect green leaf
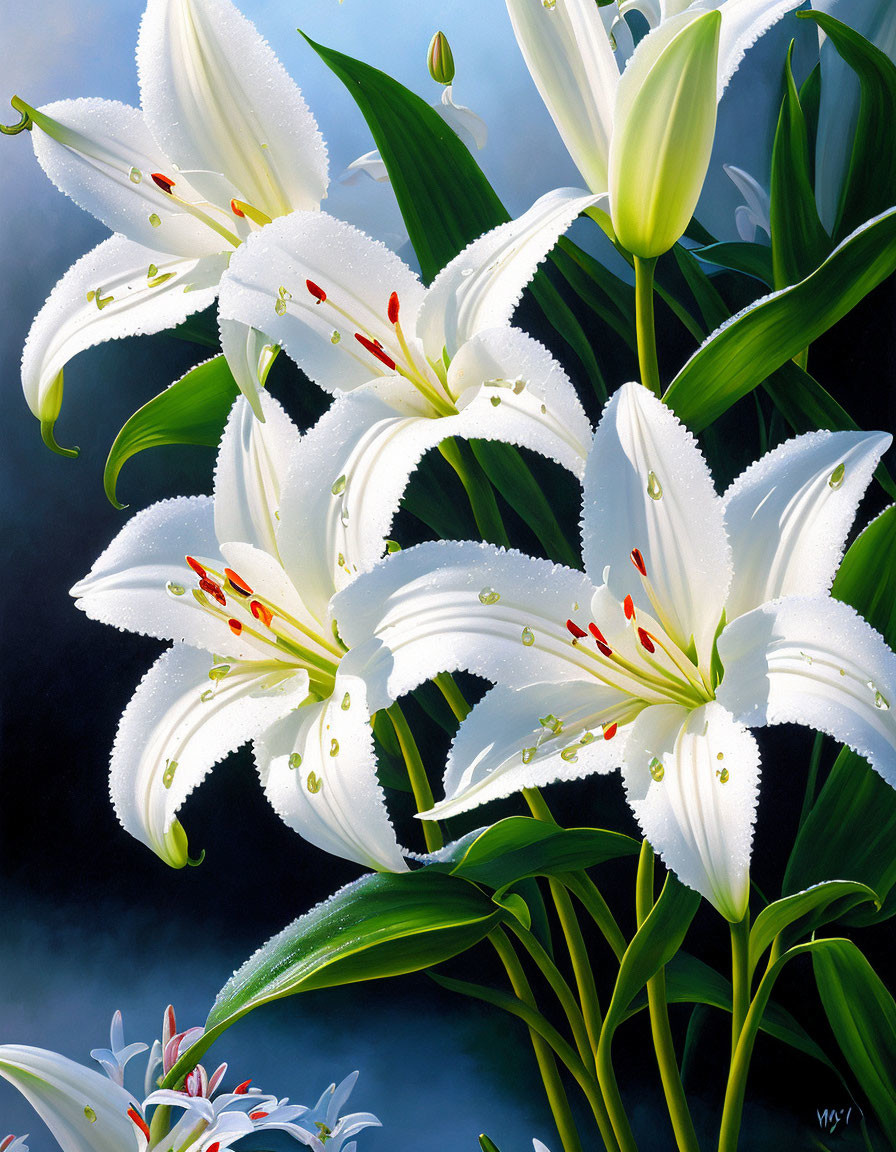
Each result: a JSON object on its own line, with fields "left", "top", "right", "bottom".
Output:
{"left": 103, "top": 355, "right": 240, "bottom": 509}
{"left": 694, "top": 242, "right": 774, "bottom": 286}
{"left": 800, "top": 12, "right": 896, "bottom": 242}
{"left": 671, "top": 243, "right": 729, "bottom": 330}
{"left": 748, "top": 881, "right": 879, "bottom": 977}
{"left": 442, "top": 816, "right": 640, "bottom": 889}
{"left": 552, "top": 237, "right": 636, "bottom": 348}
{"left": 663, "top": 206, "right": 896, "bottom": 431}
{"left": 812, "top": 939, "right": 896, "bottom": 1142}
{"left": 785, "top": 507, "right": 896, "bottom": 923}
{"left": 206, "top": 871, "right": 505, "bottom": 1031}
{"left": 770, "top": 42, "right": 831, "bottom": 290}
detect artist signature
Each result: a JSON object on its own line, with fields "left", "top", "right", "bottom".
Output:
{"left": 817, "top": 1107, "right": 855, "bottom": 1134}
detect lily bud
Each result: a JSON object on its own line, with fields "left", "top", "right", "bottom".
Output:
{"left": 428, "top": 31, "right": 456, "bottom": 86}
{"left": 609, "top": 10, "right": 721, "bottom": 259}
{"left": 162, "top": 819, "right": 192, "bottom": 869}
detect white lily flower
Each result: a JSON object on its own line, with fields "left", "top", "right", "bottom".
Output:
{"left": 723, "top": 163, "right": 771, "bottom": 242}
{"left": 70, "top": 389, "right": 406, "bottom": 873}
{"left": 217, "top": 189, "right": 594, "bottom": 574}
{"left": 0, "top": 1137, "right": 29, "bottom": 1152}
{"left": 334, "top": 382, "right": 896, "bottom": 921}
{"left": 89, "top": 1011, "right": 149, "bottom": 1087}
{"left": 506, "top": 0, "right": 801, "bottom": 251}
{"left": 14, "top": 0, "right": 328, "bottom": 449}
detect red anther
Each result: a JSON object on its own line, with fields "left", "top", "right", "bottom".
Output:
{"left": 234, "top": 1080, "right": 252, "bottom": 1095}
{"left": 224, "top": 568, "right": 253, "bottom": 596}
{"left": 623, "top": 595, "right": 635, "bottom": 621}
{"left": 595, "top": 640, "right": 614, "bottom": 658}
{"left": 151, "top": 172, "right": 175, "bottom": 193}
{"left": 306, "top": 279, "right": 327, "bottom": 304}
{"left": 186, "top": 556, "right": 207, "bottom": 579}
{"left": 388, "top": 291, "right": 400, "bottom": 324}
{"left": 207, "top": 1144, "right": 221, "bottom": 1152}
{"left": 566, "top": 619, "right": 588, "bottom": 639}
{"left": 354, "top": 333, "right": 397, "bottom": 371}
{"left": 603, "top": 723, "right": 618, "bottom": 741}
{"left": 228, "top": 618, "right": 243, "bottom": 636}
{"left": 249, "top": 1112, "right": 269, "bottom": 1121}
{"left": 637, "top": 628, "right": 655, "bottom": 654}
{"left": 128, "top": 1108, "right": 151, "bottom": 1142}
{"left": 631, "top": 548, "right": 646, "bottom": 576}
{"left": 230, "top": 198, "right": 245, "bottom": 217}
{"left": 200, "top": 578, "right": 227, "bottom": 607}
{"left": 251, "top": 600, "right": 273, "bottom": 627}
{"left": 588, "top": 622, "right": 607, "bottom": 644}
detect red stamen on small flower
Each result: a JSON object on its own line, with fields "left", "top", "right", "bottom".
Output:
{"left": 249, "top": 1111, "right": 269, "bottom": 1121}
{"left": 637, "top": 628, "right": 655, "bottom": 654}
{"left": 2, "top": 1137, "right": 15, "bottom": 1151}
{"left": 631, "top": 548, "right": 646, "bottom": 576}
{"left": 186, "top": 556, "right": 207, "bottom": 579}
{"left": 151, "top": 172, "right": 175, "bottom": 193}
{"left": 623, "top": 595, "right": 635, "bottom": 621}
{"left": 250, "top": 600, "right": 273, "bottom": 627}
{"left": 603, "top": 723, "right": 618, "bottom": 741}
{"left": 388, "top": 291, "right": 400, "bottom": 324}
{"left": 128, "top": 1108, "right": 151, "bottom": 1142}
{"left": 355, "top": 333, "right": 397, "bottom": 370}
{"left": 566, "top": 619, "right": 587, "bottom": 639}
{"left": 234, "top": 1080, "right": 252, "bottom": 1095}
{"left": 306, "top": 279, "right": 327, "bottom": 304}
{"left": 230, "top": 198, "right": 245, "bottom": 217}
{"left": 199, "top": 578, "right": 226, "bottom": 607}
{"left": 224, "top": 568, "right": 253, "bottom": 596}
{"left": 229, "top": 618, "right": 243, "bottom": 636}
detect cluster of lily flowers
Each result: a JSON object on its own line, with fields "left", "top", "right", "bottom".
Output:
{"left": 0, "top": 1007, "right": 378, "bottom": 1152}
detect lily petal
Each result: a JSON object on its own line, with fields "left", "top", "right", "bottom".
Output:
{"left": 26, "top": 97, "right": 225, "bottom": 256}
{"left": 723, "top": 430, "right": 892, "bottom": 620}
{"left": 504, "top": 0, "right": 619, "bottom": 193}
{"left": 717, "top": 596, "right": 896, "bottom": 787}
{"left": 582, "top": 382, "right": 731, "bottom": 668}
{"left": 254, "top": 672, "right": 408, "bottom": 872}
{"left": 218, "top": 319, "right": 279, "bottom": 418}
{"left": 137, "top": 0, "right": 328, "bottom": 218}
{"left": 417, "top": 188, "right": 599, "bottom": 360}
{"left": 712, "top": 0, "right": 804, "bottom": 99}
{"left": 623, "top": 701, "right": 759, "bottom": 921}
{"left": 218, "top": 210, "right": 426, "bottom": 393}
{"left": 214, "top": 393, "right": 299, "bottom": 559}
{"left": 427, "top": 680, "right": 632, "bottom": 819}
{"left": 436, "top": 86, "right": 488, "bottom": 152}
{"left": 22, "top": 236, "right": 225, "bottom": 437}
{"left": 333, "top": 540, "right": 598, "bottom": 711}
{"left": 0, "top": 1046, "right": 145, "bottom": 1152}
{"left": 111, "top": 645, "right": 306, "bottom": 866}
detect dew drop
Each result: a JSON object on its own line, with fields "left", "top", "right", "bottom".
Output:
{"left": 580, "top": 732, "right": 595, "bottom": 745}
{"left": 331, "top": 474, "right": 347, "bottom": 496}
{"left": 828, "top": 462, "right": 846, "bottom": 490}
{"left": 521, "top": 626, "right": 535, "bottom": 646}
{"left": 340, "top": 504, "right": 350, "bottom": 526}
{"left": 307, "top": 771, "right": 323, "bottom": 793}
{"left": 649, "top": 756, "right": 664, "bottom": 782}
{"left": 341, "top": 692, "right": 351, "bottom": 711}
{"left": 200, "top": 689, "right": 214, "bottom": 703}
{"left": 800, "top": 651, "right": 814, "bottom": 665}
{"left": 540, "top": 403, "right": 547, "bottom": 414}
{"left": 875, "top": 690, "right": 890, "bottom": 711}
{"left": 278, "top": 286, "right": 292, "bottom": 300}
{"left": 386, "top": 540, "right": 401, "bottom": 553}
{"left": 513, "top": 378, "right": 526, "bottom": 394}
{"left": 330, "top": 330, "right": 341, "bottom": 344}
{"left": 149, "top": 213, "right": 162, "bottom": 228}
{"left": 329, "top": 738, "right": 339, "bottom": 757}
{"left": 288, "top": 752, "right": 303, "bottom": 770}
{"left": 208, "top": 664, "right": 231, "bottom": 682}
{"left": 542, "top": 0, "right": 556, "bottom": 9}
{"left": 716, "top": 752, "right": 724, "bottom": 760}
{"left": 86, "top": 290, "right": 95, "bottom": 303}
{"left": 479, "top": 587, "right": 501, "bottom": 605}
{"left": 521, "top": 747, "right": 536, "bottom": 764}
{"left": 539, "top": 714, "right": 562, "bottom": 733}
{"left": 274, "top": 297, "right": 287, "bottom": 316}
{"left": 84, "top": 1106, "right": 97, "bottom": 1123}
{"left": 560, "top": 746, "right": 579, "bottom": 763}
{"left": 647, "top": 471, "right": 663, "bottom": 501}
{"left": 490, "top": 396, "right": 501, "bottom": 407}
{"left": 147, "top": 263, "right": 159, "bottom": 279}
{"left": 460, "top": 267, "right": 474, "bottom": 277}
{"left": 128, "top": 167, "right": 142, "bottom": 184}
{"left": 839, "top": 668, "right": 846, "bottom": 676}
{"left": 718, "top": 767, "right": 730, "bottom": 784}
{"left": 337, "top": 552, "right": 346, "bottom": 568}
{"left": 166, "top": 580, "right": 185, "bottom": 596}
{"left": 162, "top": 759, "right": 177, "bottom": 789}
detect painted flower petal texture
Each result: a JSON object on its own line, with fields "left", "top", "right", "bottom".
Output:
{"left": 711, "top": 0, "right": 805, "bottom": 98}
{"left": 723, "top": 163, "right": 771, "bottom": 242}
{"left": 137, "top": 0, "right": 328, "bottom": 219}
{"left": 218, "top": 318, "right": 280, "bottom": 418}
{"left": 717, "top": 595, "right": 896, "bottom": 786}
{"left": 0, "top": 1046, "right": 145, "bottom": 1152}
{"left": 254, "top": 670, "right": 408, "bottom": 872}
{"left": 504, "top": 0, "right": 619, "bottom": 194}
{"left": 26, "top": 98, "right": 223, "bottom": 257}
{"left": 22, "top": 235, "right": 225, "bottom": 438}
{"left": 623, "top": 700, "right": 760, "bottom": 921}
{"left": 722, "top": 429, "right": 892, "bottom": 620}
{"left": 435, "top": 85, "right": 488, "bottom": 152}
{"left": 110, "top": 644, "right": 307, "bottom": 866}
{"left": 416, "top": 187, "right": 599, "bottom": 360}
{"left": 426, "top": 680, "right": 632, "bottom": 819}
{"left": 582, "top": 382, "right": 732, "bottom": 670}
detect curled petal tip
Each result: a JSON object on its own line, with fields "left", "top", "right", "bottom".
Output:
{"left": 1, "top": 97, "right": 32, "bottom": 135}
{"left": 40, "top": 419, "right": 79, "bottom": 459}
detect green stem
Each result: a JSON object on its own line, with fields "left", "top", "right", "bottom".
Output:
{"left": 386, "top": 703, "right": 442, "bottom": 852}
{"left": 439, "top": 438, "right": 510, "bottom": 546}
{"left": 489, "top": 928, "right": 586, "bottom": 1152}
{"left": 634, "top": 256, "right": 661, "bottom": 397}
{"left": 730, "top": 913, "right": 751, "bottom": 1061}
{"left": 549, "top": 879, "right": 603, "bottom": 1052}
{"left": 636, "top": 843, "right": 700, "bottom": 1152}
{"left": 596, "top": 1026, "right": 640, "bottom": 1152}
{"left": 148, "top": 1104, "right": 171, "bottom": 1146}
{"left": 433, "top": 671, "right": 470, "bottom": 721}
{"left": 797, "top": 732, "right": 825, "bottom": 832}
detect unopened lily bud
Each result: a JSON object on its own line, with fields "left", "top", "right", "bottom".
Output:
{"left": 609, "top": 9, "right": 721, "bottom": 259}
{"left": 428, "top": 31, "right": 456, "bottom": 86}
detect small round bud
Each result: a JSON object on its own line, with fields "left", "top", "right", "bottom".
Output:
{"left": 428, "top": 31, "right": 456, "bottom": 86}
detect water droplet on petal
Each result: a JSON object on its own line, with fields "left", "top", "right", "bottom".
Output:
{"left": 340, "top": 503, "right": 350, "bottom": 526}
{"left": 460, "top": 267, "right": 474, "bottom": 277}
{"left": 522, "top": 626, "right": 535, "bottom": 646}
{"left": 208, "top": 664, "right": 231, "bottom": 682}
{"left": 149, "top": 213, "right": 162, "bottom": 228}
{"left": 521, "top": 747, "right": 536, "bottom": 764}
{"left": 580, "top": 732, "right": 595, "bottom": 745}
{"left": 274, "top": 297, "right": 287, "bottom": 316}
{"left": 341, "top": 692, "right": 351, "bottom": 711}
{"left": 875, "top": 690, "right": 890, "bottom": 711}
{"left": 647, "top": 471, "right": 663, "bottom": 501}
{"left": 307, "top": 771, "right": 323, "bottom": 793}
{"left": 331, "top": 474, "right": 347, "bottom": 496}
{"left": 649, "top": 756, "right": 664, "bottom": 782}
{"left": 128, "top": 167, "right": 142, "bottom": 184}
{"left": 513, "top": 378, "right": 526, "bottom": 394}
{"left": 716, "top": 752, "right": 724, "bottom": 760}
{"left": 330, "top": 330, "right": 341, "bottom": 344}
{"left": 490, "top": 396, "right": 501, "bottom": 407}
{"left": 330, "top": 738, "right": 339, "bottom": 756}
{"left": 200, "top": 689, "right": 214, "bottom": 703}
{"left": 828, "top": 462, "right": 846, "bottom": 490}
{"left": 147, "top": 263, "right": 158, "bottom": 279}
{"left": 800, "top": 651, "right": 813, "bottom": 664}
{"left": 542, "top": 0, "right": 556, "bottom": 9}
{"left": 162, "top": 759, "right": 177, "bottom": 789}
{"left": 166, "top": 581, "right": 185, "bottom": 596}
{"left": 718, "top": 767, "right": 730, "bottom": 783}
{"left": 288, "top": 752, "right": 303, "bottom": 770}
{"left": 86, "top": 290, "right": 95, "bottom": 303}
{"left": 386, "top": 540, "right": 401, "bottom": 553}
{"left": 540, "top": 403, "right": 547, "bottom": 414}
{"left": 479, "top": 587, "right": 500, "bottom": 605}
{"left": 560, "top": 747, "right": 579, "bottom": 763}
{"left": 84, "top": 1106, "right": 97, "bottom": 1122}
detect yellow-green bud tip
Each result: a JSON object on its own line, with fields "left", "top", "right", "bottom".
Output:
{"left": 428, "top": 31, "right": 455, "bottom": 86}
